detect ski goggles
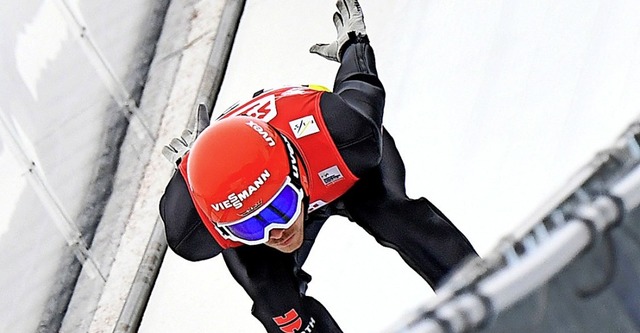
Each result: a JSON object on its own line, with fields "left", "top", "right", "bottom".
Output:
{"left": 217, "top": 177, "right": 304, "bottom": 245}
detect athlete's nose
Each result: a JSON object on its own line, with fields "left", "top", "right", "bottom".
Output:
{"left": 270, "top": 228, "right": 285, "bottom": 240}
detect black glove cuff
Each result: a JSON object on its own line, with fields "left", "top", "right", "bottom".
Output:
{"left": 338, "top": 32, "right": 370, "bottom": 61}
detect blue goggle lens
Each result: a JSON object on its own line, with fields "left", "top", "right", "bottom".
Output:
{"left": 223, "top": 183, "right": 301, "bottom": 243}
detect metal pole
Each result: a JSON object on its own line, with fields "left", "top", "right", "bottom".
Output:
{"left": 113, "top": 0, "right": 247, "bottom": 331}
{"left": 192, "top": 0, "right": 246, "bottom": 119}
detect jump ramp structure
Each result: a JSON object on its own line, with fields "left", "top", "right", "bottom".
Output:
{"left": 388, "top": 120, "right": 640, "bottom": 332}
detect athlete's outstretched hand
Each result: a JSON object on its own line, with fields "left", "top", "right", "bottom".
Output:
{"left": 310, "top": 0, "right": 367, "bottom": 62}
{"left": 162, "top": 104, "right": 210, "bottom": 167}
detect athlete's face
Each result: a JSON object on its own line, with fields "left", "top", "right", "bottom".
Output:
{"left": 265, "top": 204, "right": 305, "bottom": 253}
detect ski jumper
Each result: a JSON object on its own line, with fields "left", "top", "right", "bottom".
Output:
{"left": 159, "top": 40, "right": 478, "bottom": 332}
{"left": 176, "top": 86, "right": 359, "bottom": 249}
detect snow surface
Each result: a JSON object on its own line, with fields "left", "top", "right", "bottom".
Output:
{"left": 139, "top": 1, "right": 640, "bottom": 332}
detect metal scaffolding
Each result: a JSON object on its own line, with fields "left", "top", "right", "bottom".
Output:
{"left": 387, "top": 119, "right": 640, "bottom": 332}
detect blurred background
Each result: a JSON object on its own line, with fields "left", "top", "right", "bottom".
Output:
{"left": 0, "top": 0, "right": 169, "bottom": 331}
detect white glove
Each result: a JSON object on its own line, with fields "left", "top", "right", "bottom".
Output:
{"left": 310, "top": 0, "right": 367, "bottom": 62}
{"left": 162, "top": 103, "right": 210, "bottom": 167}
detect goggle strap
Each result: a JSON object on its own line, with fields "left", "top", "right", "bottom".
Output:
{"left": 215, "top": 223, "right": 231, "bottom": 237}
{"left": 281, "top": 136, "right": 311, "bottom": 215}
{"left": 278, "top": 133, "right": 304, "bottom": 190}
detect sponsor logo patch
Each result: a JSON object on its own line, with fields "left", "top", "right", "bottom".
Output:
{"left": 308, "top": 200, "right": 327, "bottom": 213}
{"left": 238, "top": 200, "right": 263, "bottom": 217}
{"left": 318, "top": 166, "right": 343, "bottom": 186}
{"left": 272, "top": 309, "right": 316, "bottom": 333}
{"left": 289, "top": 115, "right": 320, "bottom": 139}
{"left": 230, "top": 93, "right": 277, "bottom": 121}
{"left": 211, "top": 169, "right": 270, "bottom": 212}
{"left": 246, "top": 120, "right": 276, "bottom": 146}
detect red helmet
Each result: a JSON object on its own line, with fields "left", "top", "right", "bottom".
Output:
{"left": 187, "top": 116, "right": 299, "bottom": 225}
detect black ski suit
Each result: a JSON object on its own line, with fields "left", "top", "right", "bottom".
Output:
{"left": 159, "top": 39, "right": 478, "bottom": 332}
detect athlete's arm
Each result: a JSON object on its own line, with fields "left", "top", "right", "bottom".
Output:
{"left": 159, "top": 171, "right": 223, "bottom": 261}
{"left": 320, "top": 39, "right": 386, "bottom": 178}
